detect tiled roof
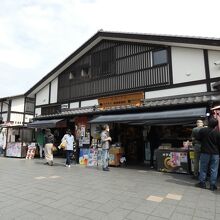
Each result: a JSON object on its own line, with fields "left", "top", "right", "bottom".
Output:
{"left": 143, "top": 93, "right": 219, "bottom": 107}
{"left": 35, "top": 92, "right": 220, "bottom": 120}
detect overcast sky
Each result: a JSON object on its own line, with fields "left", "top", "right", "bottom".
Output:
{"left": 0, "top": 0, "right": 220, "bottom": 98}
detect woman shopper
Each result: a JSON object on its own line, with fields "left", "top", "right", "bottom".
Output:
{"left": 44, "top": 129, "right": 54, "bottom": 166}
{"left": 101, "top": 124, "right": 112, "bottom": 171}
{"left": 62, "top": 129, "right": 74, "bottom": 167}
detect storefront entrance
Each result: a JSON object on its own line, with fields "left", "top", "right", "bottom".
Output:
{"left": 111, "top": 123, "right": 145, "bottom": 165}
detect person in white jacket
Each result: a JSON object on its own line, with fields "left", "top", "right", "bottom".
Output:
{"left": 62, "top": 129, "right": 74, "bottom": 167}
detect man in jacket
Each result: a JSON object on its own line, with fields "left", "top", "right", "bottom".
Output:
{"left": 195, "top": 117, "right": 220, "bottom": 191}
{"left": 191, "top": 120, "right": 204, "bottom": 178}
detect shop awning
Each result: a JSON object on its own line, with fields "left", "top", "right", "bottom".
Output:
{"left": 89, "top": 107, "right": 207, "bottom": 125}
{"left": 27, "top": 119, "right": 65, "bottom": 128}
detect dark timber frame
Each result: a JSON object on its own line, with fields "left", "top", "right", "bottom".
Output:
{"left": 58, "top": 40, "right": 172, "bottom": 102}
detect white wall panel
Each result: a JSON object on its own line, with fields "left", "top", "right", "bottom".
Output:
{"left": 35, "top": 108, "right": 41, "bottom": 117}
{"left": 70, "top": 102, "right": 79, "bottom": 109}
{"left": 81, "top": 99, "right": 98, "bottom": 107}
{"left": 145, "top": 84, "right": 207, "bottom": 99}
{"left": 36, "top": 85, "right": 50, "bottom": 106}
{"left": 171, "top": 47, "right": 206, "bottom": 83}
{"left": 2, "top": 113, "right": 7, "bottom": 122}
{"left": 11, "top": 98, "right": 25, "bottom": 112}
{"left": 24, "top": 114, "right": 33, "bottom": 123}
{"left": 50, "top": 78, "right": 58, "bottom": 103}
{"left": 2, "top": 102, "right": 9, "bottom": 111}
{"left": 10, "top": 113, "right": 24, "bottom": 125}
{"left": 208, "top": 50, "right": 220, "bottom": 78}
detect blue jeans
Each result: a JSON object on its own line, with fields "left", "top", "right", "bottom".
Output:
{"left": 0, "top": 147, "right": 3, "bottom": 156}
{"left": 66, "top": 150, "right": 73, "bottom": 165}
{"left": 102, "top": 149, "right": 109, "bottom": 169}
{"left": 199, "top": 153, "right": 219, "bottom": 186}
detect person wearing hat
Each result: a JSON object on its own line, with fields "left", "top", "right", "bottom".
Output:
{"left": 191, "top": 120, "right": 204, "bottom": 179}
{"left": 61, "top": 129, "right": 74, "bottom": 167}
{"left": 44, "top": 129, "right": 54, "bottom": 166}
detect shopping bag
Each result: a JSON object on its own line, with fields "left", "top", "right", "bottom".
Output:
{"left": 52, "top": 145, "right": 57, "bottom": 152}
{"left": 58, "top": 140, "right": 67, "bottom": 150}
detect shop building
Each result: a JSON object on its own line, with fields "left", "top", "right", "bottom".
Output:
{"left": 0, "top": 95, "right": 35, "bottom": 157}
{"left": 26, "top": 31, "right": 220, "bottom": 169}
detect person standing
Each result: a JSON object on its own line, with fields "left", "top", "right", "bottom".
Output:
{"left": 101, "top": 124, "right": 112, "bottom": 171}
{"left": 191, "top": 120, "right": 204, "bottom": 178}
{"left": 62, "top": 129, "right": 74, "bottom": 167}
{"left": 0, "top": 128, "right": 4, "bottom": 156}
{"left": 195, "top": 117, "right": 220, "bottom": 191}
{"left": 36, "top": 129, "right": 45, "bottom": 159}
{"left": 44, "top": 129, "right": 54, "bottom": 166}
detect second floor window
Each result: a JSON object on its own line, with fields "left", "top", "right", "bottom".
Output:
{"left": 152, "top": 49, "right": 168, "bottom": 66}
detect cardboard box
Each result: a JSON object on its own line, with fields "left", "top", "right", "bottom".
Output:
{"left": 109, "top": 153, "right": 122, "bottom": 166}
{"left": 109, "top": 147, "right": 124, "bottom": 154}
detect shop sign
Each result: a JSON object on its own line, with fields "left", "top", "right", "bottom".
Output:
{"left": 98, "top": 92, "right": 144, "bottom": 109}
{"left": 156, "top": 150, "right": 189, "bottom": 174}
{"left": 211, "top": 106, "right": 220, "bottom": 131}
{"left": 6, "top": 142, "right": 22, "bottom": 157}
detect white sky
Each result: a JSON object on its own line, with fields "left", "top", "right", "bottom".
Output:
{"left": 0, "top": 0, "right": 220, "bottom": 98}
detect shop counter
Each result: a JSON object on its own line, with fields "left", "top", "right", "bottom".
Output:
{"left": 155, "top": 148, "right": 192, "bottom": 174}
{"left": 79, "top": 146, "right": 124, "bottom": 167}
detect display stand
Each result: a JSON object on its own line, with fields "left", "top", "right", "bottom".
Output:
{"left": 26, "top": 143, "right": 37, "bottom": 159}
{"left": 155, "top": 148, "right": 191, "bottom": 174}
{"left": 6, "top": 142, "right": 27, "bottom": 158}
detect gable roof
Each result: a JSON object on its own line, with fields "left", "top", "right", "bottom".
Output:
{"left": 26, "top": 30, "right": 220, "bottom": 98}
{"left": 0, "top": 94, "right": 25, "bottom": 102}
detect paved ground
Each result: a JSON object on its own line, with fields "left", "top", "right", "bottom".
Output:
{"left": 0, "top": 157, "right": 220, "bottom": 220}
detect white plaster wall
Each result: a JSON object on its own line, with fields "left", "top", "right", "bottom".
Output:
{"left": 2, "top": 113, "right": 7, "bottom": 121}
{"left": 61, "top": 103, "right": 69, "bottom": 110}
{"left": 208, "top": 50, "right": 220, "bottom": 78}
{"left": 11, "top": 98, "right": 25, "bottom": 112}
{"left": 2, "top": 102, "right": 9, "bottom": 111}
{"left": 50, "top": 78, "right": 58, "bottom": 103}
{"left": 24, "top": 114, "right": 33, "bottom": 123}
{"left": 70, "top": 102, "right": 79, "bottom": 109}
{"left": 145, "top": 84, "right": 207, "bottom": 99}
{"left": 81, "top": 99, "right": 98, "bottom": 107}
{"left": 171, "top": 47, "right": 206, "bottom": 83}
{"left": 10, "top": 113, "right": 24, "bottom": 125}
{"left": 36, "top": 85, "right": 50, "bottom": 106}
{"left": 35, "top": 108, "right": 41, "bottom": 117}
